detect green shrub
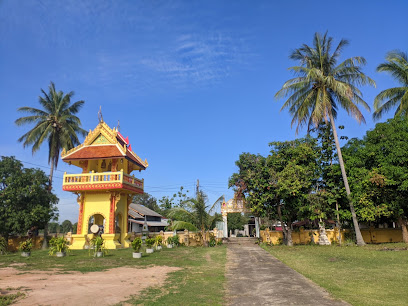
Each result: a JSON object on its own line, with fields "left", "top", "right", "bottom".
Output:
{"left": 172, "top": 234, "right": 180, "bottom": 246}
{"left": 89, "top": 236, "right": 106, "bottom": 256}
{"left": 19, "top": 239, "right": 33, "bottom": 252}
{"left": 49, "top": 237, "right": 70, "bottom": 255}
{"left": 167, "top": 235, "right": 180, "bottom": 246}
{"left": 209, "top": 233, "right": 216, "bottom": 247}
{"left": 155, "top": 235, "right": 163, "bottom": 246}
{"left": 131, "top": 237, "right": 142, "bottom": 252}
{"left": 145, "top": 237, "right": 155, "bottom": 248}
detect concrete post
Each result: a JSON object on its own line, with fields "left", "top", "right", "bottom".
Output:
{"left": 223, "top": 214, "right": 228, "bottom": 238}
{"left": 255, "top": 217, "right": 260, "bottom": 238}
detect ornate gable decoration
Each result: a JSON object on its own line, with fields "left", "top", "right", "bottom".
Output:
{"left": 221, "top": 195, "right": 250, "bottom": 215}
{"left": 84, "top": 121, "right": 117, "bottom": 146}
{"left": 61, "top": 121, "right": 148, "bottom": 169}
{"left": 61, "top": 122, "right": 119, "bottom": 158}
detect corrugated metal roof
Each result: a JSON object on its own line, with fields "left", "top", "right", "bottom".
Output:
{"left": 128, "top": 209, "right": 143, "bottom": 219}
{"left": 128, "top": 219, "right": 169, "bottom": 227}
{"left": 129, "top": 203, "right": 163, "bottom": 218}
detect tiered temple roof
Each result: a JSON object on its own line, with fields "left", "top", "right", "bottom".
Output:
{"left": 61, "top": 121, "right": 148, "bottom": 171}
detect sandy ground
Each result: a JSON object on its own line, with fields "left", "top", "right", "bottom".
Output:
{"left": 0, "top": 265, "right": 180, "bottom": 305}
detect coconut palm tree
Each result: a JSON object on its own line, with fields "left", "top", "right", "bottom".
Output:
{"left": 373, "top": 50, "right": 408, "bottom": 120}
{"left": 167, "top": 191, "right": 221, "bottom": 246}
{"left": 16, "top": 82, "right": 87, "bottom": 248}
{"left": 275, "top": 32, "right": 376, "bottom": 246}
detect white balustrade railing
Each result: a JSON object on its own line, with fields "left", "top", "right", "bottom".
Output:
{"left": 63, "top": 171, "right": 143, "bottom": 189}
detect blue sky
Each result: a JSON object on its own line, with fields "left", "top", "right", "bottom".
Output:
{"left": 1, "top": 1, "right": 407, "bottom": 222}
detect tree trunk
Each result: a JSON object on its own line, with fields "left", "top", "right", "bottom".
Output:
{"left": 277, "top": 204, "right": 287, "bottom": 245}
{"left": 42, "top": 161, "right": 55, "bottom": 249}
{"left": 399, "top": 217, "right": 408, "bottom": 243}
{"left": 286, "top": 226, "right": 293, "bottom": 246}
{"left": 336, "top": 201, "right": 342, "bottom": 245}
{"left": 48, "top": 160, "right": 54, "bottom": 192}
{"left": 329, "top": 112, "right": 365, "bottom": 246}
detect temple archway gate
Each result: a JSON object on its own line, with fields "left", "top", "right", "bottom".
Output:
{"left": 221, "top": 196, "right": 260, "bottom": 238}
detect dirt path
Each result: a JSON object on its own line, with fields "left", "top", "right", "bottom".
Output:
{"left": 226, "top": 240, "right": 348, "bottom": 305}
{"left": 0, "top": 266, "right": 180, "bottom": 305}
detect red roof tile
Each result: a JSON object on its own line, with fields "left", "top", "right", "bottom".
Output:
{"left": 62, "top": 145, "right": 146, "bottom": 169}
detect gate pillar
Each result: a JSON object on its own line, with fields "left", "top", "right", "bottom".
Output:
{"left": 222, "top": 214, "right": 228, "bottom": 238}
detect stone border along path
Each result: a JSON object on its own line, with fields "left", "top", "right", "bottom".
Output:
{"left": 225, "top": 238, "right": 349, "bottom": 305}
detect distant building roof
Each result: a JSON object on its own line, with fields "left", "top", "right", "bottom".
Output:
{"left": 128, "top": 219, "right": 169, "bottom": 227}
{"left": 129, "top": 203, "right": 163, "bottom": 218}
{"left": 128, "top": 209, "right": 143, "bottom": 219}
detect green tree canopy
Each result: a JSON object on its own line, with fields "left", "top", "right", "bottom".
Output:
{"left": 230, "top": 138, "right": 320, "bottom": 245}
{"left": 227, "top": 213, "right": 249, "bottom": 232}
{"left": 343, "top": 116, "right": 408, "bottom": 242}
{"left": 0, "top": 156, "right": 58, "bottom": 241}
{"left": 132, "top": 193, "right": 161, "bottom": 214}
{"left": 61, "top": 220, "right": 73, "bottom": 233}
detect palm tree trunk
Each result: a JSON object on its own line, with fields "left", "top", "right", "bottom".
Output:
{"left": 48, "top": 160, "right": 54, "bottom": 192}
{"left": 329, "top": 112, "right": 365, "bottom": 246}
{"left": 42, "top": 160, "right": 55, "bottom": 249}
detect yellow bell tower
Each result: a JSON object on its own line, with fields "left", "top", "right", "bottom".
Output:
{"left": 61, "top": 120, "right": 148, "bottom": 249}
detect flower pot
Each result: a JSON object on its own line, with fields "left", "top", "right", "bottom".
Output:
{"left": 96, "top": 251, "right": 103, "bottom": 257}
{"left": 167, "top": 244, "right": 173, "bottom": 249}
{"left": 156, "top": 246, "right": 162, "bottom": 251}
{"left": 133, "top": 252, "right": 142, "bottom": 258}
{"left": 21, "top": 251, "right": 31, "bottom": 257}
{"left": 56, "top": 252, "right": 66, "bottom": 257}
{"left": 146, "top": 248, "right": 154, "bottom": 254}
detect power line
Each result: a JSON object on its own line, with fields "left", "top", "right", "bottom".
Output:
{"left": 20, "top": 160, "right": 71, "bottom": 174}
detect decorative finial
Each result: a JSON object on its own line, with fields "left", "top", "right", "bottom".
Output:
{"left": 117, "top": 120, "right": 120, "bottom": 132}
{"left": 98, "top": 106, "right": 103, "bottom": 123}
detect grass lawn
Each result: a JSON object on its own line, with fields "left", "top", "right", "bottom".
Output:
{"left": 0, "top": 245, "right": 226, "bottom": 305}
{"left": 261, "top": 243, "right": 408, "bottom": 306}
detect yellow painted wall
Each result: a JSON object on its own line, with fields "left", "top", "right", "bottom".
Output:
{"left": 260, "top": 228, "right": 404, "bottom": 244}
{"left": 81, "top": 193, "right": 111, "bottom": 235}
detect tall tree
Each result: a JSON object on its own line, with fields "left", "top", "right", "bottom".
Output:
{"left": 270, "top": 138, "right": 319, "bottom": 246}
{"left": 0, "top": 156, "right": 58, "bottom": 247}
{"left": 342, "top": 117, "right": 408, "bottom": 242}
{"left": 275, "top": 32, "right": 375, "bottom": 245}
{"left": 229, "top": 138, "right": 320, "bottom": 245}
{"left": 15, "top": 82, "right": 86, "bottom": 248}
{"left": 374, "top": 50, "right": 408, "bottom": 120}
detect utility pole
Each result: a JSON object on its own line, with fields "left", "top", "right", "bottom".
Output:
{"left": 196, "top": 179, "right": 200, "bottom": 199}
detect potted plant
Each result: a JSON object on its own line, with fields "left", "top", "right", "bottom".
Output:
{"left": 145, "top": 237, "right": 155, "bottom": 253}
{"left": 155, "top": 235, "right": 163, "bottom": 250}
{"left": 19, "top": 238, "right": 33, "bottom": 257}
{"left": 49, "top": 237, "right": 69, "bottom": 257}
{"left": 131, "top": 237, "right": 142, "bottom": 258}
{"left": 166, "top": 236, "right": 173, "bottom": 248}
{"left": 90, "top": 236, "right": 106, "bottom": 257}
